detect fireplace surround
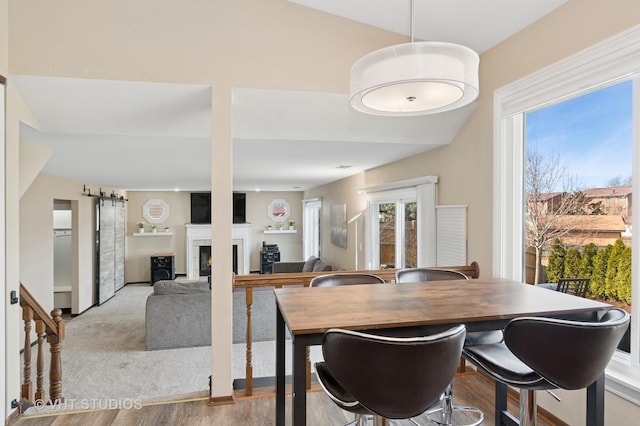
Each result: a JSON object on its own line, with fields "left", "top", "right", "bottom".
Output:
{"left": 185, "top": 224, "right": 250, "bottom": 280}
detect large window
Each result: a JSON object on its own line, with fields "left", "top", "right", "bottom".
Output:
{"left": 495, "top": 26, "right": 640, "bottom": 400}
{"left": 524, "top": 81, "right": 633, "bottom": 326}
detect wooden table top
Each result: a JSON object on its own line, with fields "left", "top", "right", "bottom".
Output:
{"left": 274, "top": 278, "right": 612, "bottom": 335}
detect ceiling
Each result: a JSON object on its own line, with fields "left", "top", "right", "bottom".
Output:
{"left": 14, "top": 0, "right": 567, "bottom": 192}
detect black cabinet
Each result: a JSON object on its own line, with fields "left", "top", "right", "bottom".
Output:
{"left": 150, "top": 253, "right": 175, "bottom": 284}
{"left": 260, "top": 244, "right": 280, "bottom": 274}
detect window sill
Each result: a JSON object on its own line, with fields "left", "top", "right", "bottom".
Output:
{"left": 606, "top": 356, "right": 640, "bottom": 406}
{"left": 133, "top": 232, "right": 173, "bottom": 236}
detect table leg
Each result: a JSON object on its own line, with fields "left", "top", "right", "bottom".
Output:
{"left": 495, "top": 381, "right": 507, "bottom": 426}
{"left": 586, "top": 373, "right": 605, "bottom": 426}
{"left": 276, "top": 308, "right": 286, "bottom": 426}
{"left": 292, "top": 336, "right": 308, "bottom": 426}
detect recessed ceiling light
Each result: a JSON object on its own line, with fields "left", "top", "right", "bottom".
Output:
{"left": 336, "top": 165, "right": 352, "bottom": 169}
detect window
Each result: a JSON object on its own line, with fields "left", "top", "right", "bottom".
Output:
{"left": 363, "top": 177, "right": 437, "bottom": 270}
{"left": 370, "top": 199, "right": 416, "bottom": 269}
{"left": 495, "top": 25, "right": 640, "bottom": 400}
{"left": 302, "top": 198, "right": 321, "bottom": 259}
{"left": 524, "top": 81, "right": 632, "bottom": 331}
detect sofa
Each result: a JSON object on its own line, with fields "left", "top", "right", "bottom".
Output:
{"left": 145, "top": 280, "right": 211, "bottom": 350}
{"left": 272, "top": 255, "right": 332, "bottom": 274}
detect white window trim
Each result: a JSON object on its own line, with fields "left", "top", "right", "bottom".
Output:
{"left": 494, "top": 24, "right": 640, "bottom": 401}
{"left": 362, "top": 176, "right": 437, "bottom": 269}
{"left": 302, "top": 198, "right": 321, "bottom": 259}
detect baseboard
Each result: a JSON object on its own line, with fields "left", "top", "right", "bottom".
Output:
{"left": 232, "top": 373, "right": 317, "bottom": 390}
{"left": 208, "top": 395, "right": 235, "bottom": 406}
{"left": 6, "top": 407, "right": 21, "bottom": 425}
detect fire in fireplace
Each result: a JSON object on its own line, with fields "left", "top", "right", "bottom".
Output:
{"left": 199, "top": 245, "right": 238, "bottom": 276}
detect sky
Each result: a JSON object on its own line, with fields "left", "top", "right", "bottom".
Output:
{"left": 525, "top": 79, "right": 633, "bottom": 192}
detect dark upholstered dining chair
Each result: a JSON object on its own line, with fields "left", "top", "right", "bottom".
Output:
{"left": 309, "top": 272, "right": 386, "bottom": 425}
{"left": 556, "top": 277, "right": 591, "bottom": 298}
{"left": 394, "top": 268, "right": 488, "bottom": 426}
{"left": 464, "top": 308, "right": 629, "bottom": 426}
{"left": 316, "top": 325, "right": 466, "bottom": 426}
{"left": 309, "top": 273, "right": 385, "bottom": 288}
{"left": 395, "top": 268, "right": 469, "bottom": 283}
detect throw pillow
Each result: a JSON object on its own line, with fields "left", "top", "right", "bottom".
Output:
{"left": 302, "top": 256, "right": 319, "bottom": 272}
{"left": 312, "top": 261, "right": 331, "bottom": 272}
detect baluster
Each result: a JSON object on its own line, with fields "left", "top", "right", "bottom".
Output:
{"left": 35, "top": 320, "right": 46, "bottom": 402}
{"left": 245, "top": 287, "right": 254, "bottom": 396}
{"left": 21, "top": 306, "right": 33, "bottom": 402}
{"left": 47, "top": 309, "right": 64, "bottom": 403}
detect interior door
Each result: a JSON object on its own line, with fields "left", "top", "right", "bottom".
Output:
{"left": 97, "top": 200, "right": 116, "bottom": 304}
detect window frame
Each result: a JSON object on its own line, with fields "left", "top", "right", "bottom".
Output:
{"left": 363, "top": 176, "right": 437, "bottom": 269}
{"left": 302, "top": 198, "right": 321, "bottom": 259}
{"left": 494, "top": 24, "right": 640, "bottom": 401}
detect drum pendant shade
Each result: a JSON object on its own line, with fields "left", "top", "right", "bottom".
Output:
{"left": 350, "top": 41, "right": 479, "bottom": 116}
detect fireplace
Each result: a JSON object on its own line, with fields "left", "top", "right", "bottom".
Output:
{"left": 199, "top": 245, "right": 238, "bottom": 276}
{"left": 199, "top": 246, "right": 211, "bottom": 276}
{"left": 185, "top": 224, "right": 250, "bottom": 279}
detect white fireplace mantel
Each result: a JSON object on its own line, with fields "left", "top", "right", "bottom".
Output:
{"left": 185, "top": 224, "right": 251, "bottom": 279}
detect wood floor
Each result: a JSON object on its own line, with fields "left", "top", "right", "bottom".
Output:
{"left": 12, "top": 372, "right": 563, "bottom": 426}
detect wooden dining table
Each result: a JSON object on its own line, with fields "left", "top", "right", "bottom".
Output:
{"left": 274, "top": 278, "right": 613, "bottom": 426}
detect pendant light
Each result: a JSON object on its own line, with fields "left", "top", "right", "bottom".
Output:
{"left": 350, "top": 0, "right": 479, "bottom": 116}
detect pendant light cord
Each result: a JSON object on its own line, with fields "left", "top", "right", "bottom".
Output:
{"left": 410, "top": 0, "right": 414, "bottom": 43}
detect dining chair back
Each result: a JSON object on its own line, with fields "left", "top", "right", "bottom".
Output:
{"left": 395, "top": 268, "right": 468, "bottom": 283}
{"left": 309, "top": 273, "right": 385, "bottom": 287}
{"left": 316, "top": 325, "right": 466, "bottom": 420}
{"left": 556, "top": 277, "right": 590, "bottom": 298}
{"left": 394, "top": 267, "right": 486, "bottom": 425}
{"left": 504, "top": 307, "right": 628, "bottom": 390}
{"left": 464, "top": 308, "right": 629, "bottom": 426}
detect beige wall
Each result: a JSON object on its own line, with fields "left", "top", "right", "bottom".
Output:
{"left": 1, "top": 0, "right": 7, "bottom": 418}
{"left": 0, "top": 0, "right": 6, "bottom": 74}
{"left": 126, "top": 191, "right": 190, "bottom": 282}
{"left": 20, "top": 174, "right": 125, "bottom": 315}
{"left": 124, "top": 190, "right": 304, "bottom": 281}
{"left": 246, "top": 191, "right": 303, "bottom": 269}
{"left": 305, "top": 173, "right": 367, "bottom": 271}
{"left": 5, "top": 0, "right": 640, "bottom": 420}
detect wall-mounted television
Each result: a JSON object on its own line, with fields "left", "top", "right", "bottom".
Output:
{"left": 190, "top": 192, "right": 246, "bottom": 224}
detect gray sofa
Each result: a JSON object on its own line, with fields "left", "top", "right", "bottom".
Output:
{"left": 145, "top": 280, "right": 211, "bottom": 350}
{"left": 272, "top": 255, "right": 332, "bottom": 273}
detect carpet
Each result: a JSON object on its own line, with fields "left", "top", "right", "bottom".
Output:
{"left": 22, "top": 283, "right": 322, "bottom": 415}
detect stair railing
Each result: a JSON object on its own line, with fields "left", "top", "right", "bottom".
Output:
{"left": 19, "top": 283, "right": 65, "bottom": 404}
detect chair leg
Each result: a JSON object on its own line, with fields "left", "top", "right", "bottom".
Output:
{"left": 426, "top": 384, "right": 483, "bottom": 426}
{"left": 519, "top": 389, "right": 537, "bottom": 426}
{"left": 355, "top": 414, "right": 368, "bottom": 426}
{"left": 372, "top": 416, "right": 390, "bottom": 426}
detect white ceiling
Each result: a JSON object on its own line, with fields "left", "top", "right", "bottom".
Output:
{"left": 14, "top": 0, "right": 567, "bottom": 192}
